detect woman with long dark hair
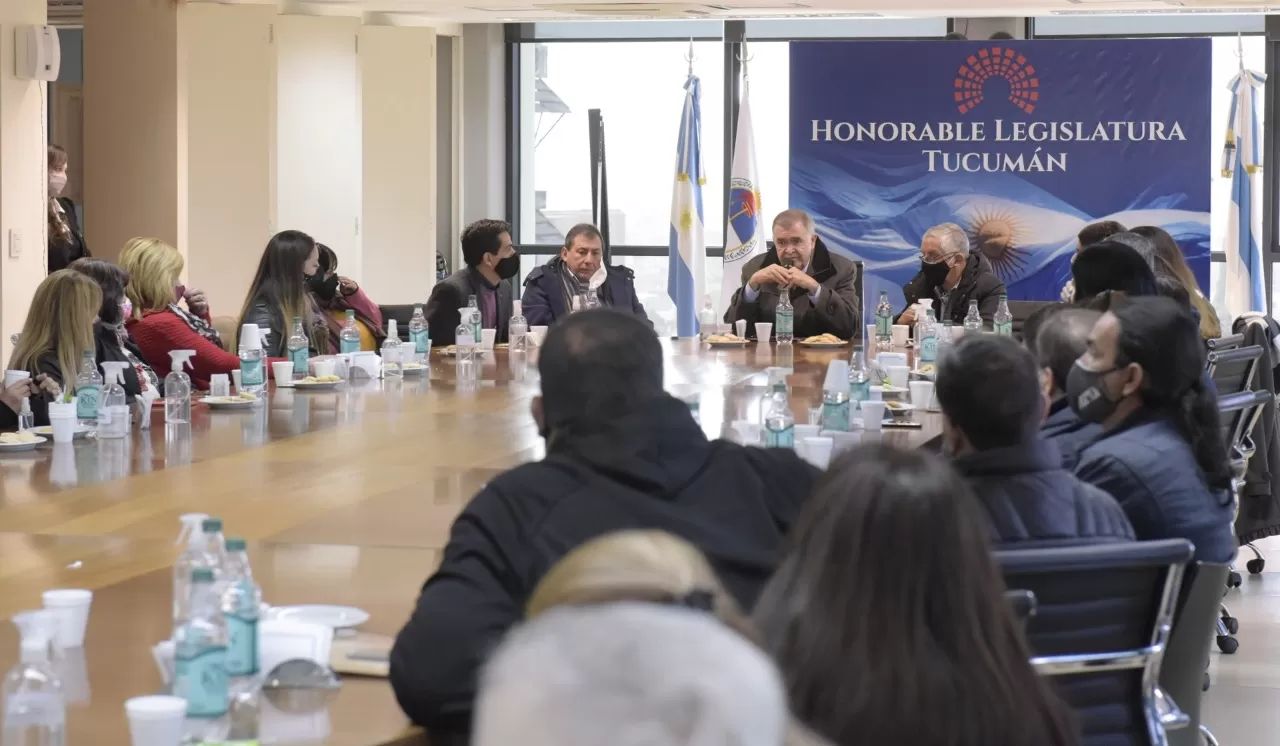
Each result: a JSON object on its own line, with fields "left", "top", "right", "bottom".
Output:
{"left": 69, "top": 258, "right": 159, "bottom": 400}
{"left": 237, "top": 230, "right": 327, "bottom": 355}
{"left": 1071, "top": 296, "right": 1236, "bottom": 562}
{"left": 753, "top": 443, "right": 1079, "bottom": 746}
{"left": 1131, "top": 225, "right": 1222, "bottom": 339}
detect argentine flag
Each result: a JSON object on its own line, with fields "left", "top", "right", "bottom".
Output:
{"left": 669, "top": 74, "right": 707, "bottom": 338}
{"left": 1224, "top": 67, "right": 1267, "bottom": 319}
{"left": 720, "top": 86, "right": 765, "bottom": 315}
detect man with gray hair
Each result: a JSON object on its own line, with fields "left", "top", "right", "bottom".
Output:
{"left": 725, "top": 208, "right": 861, "bottom": 340}
{"left": 473, "top": 603, "right": 788, "bottom": 746}
{"left": 898, "top": 222, "right": 1005, "bottom": 326}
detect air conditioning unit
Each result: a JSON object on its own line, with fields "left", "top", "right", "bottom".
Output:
{"left": 14, "top": 25, "right": 60, "bottom": 82}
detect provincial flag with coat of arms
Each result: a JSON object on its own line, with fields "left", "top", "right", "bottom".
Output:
{"left": 669, "top": 74, "right": 707, "bottom": 338}
{"left": 720, "top": 87, "right": 765, "bottom": 315}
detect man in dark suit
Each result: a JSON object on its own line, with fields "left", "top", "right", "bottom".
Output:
{"left": 426, "top": 219, "right": 519, "bottom": 345}
{"left": 521, "top": 224, "right": 651, "bottom": 329}
{"left": 723, "top": 209, "right": 860, "bottom": 340}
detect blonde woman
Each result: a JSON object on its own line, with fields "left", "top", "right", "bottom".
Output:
{"left": 9, "top": 270, "right": 102, "bottom": 426}
{"left": 527, "top": 530, "right": 829, "bottom": 746}
{"left": 119, "top": 237, "right": 245, "bottom": 390}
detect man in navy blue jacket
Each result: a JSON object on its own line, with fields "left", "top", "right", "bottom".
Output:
{"left": 936, "top": 334, "right": 1134, "bottom": 547}
{"left": 522, "top": 224, "right": 651, "bottom": 329}
{"left": 1031, "top": 307, "right": 1105, "bottom": 469}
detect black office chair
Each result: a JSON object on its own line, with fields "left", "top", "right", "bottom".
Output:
{"left": 1213, "top": 389, "right": 1272, "bottom": 653}
{"left": 1205, "top": 333, "right": 1244, "bottom": 352}
{"left": 1206, "top": 345, "right": 1263, "bottom": 397}
{"left": 1004, "top": 588, "right": 1037, "bottom": 628}
{"left": 1160, "top": 563, "right": 1231, "bottom": 746}
{"left": 995, "top": 539, "right": 1194, "bottom": 746}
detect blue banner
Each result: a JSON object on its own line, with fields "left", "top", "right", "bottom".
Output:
{"left": 790, "top": 39, "right": 1211, "bottom": 311}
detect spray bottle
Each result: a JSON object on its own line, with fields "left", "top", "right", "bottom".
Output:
{"left": 165, "top": 350, "right": 195, "bottom": 425}
{"left": 97, "top": 363, "right": 130, "bottom": 439}
{"left": 173, "top": 513, "right": 211, "bottom": 623}
{"left": 2, "top": 610, "right": 64, "bottom": 746}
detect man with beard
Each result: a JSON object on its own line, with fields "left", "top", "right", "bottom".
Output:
{"left": 898, "top": 223, "right": 1006, "bottom": 326}
{"left": 723, "top": 209, "right": 860, "bottom": 340}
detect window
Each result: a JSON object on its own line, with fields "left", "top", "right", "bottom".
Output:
{"left": 516, "top": 41, "right": 725, "bottom": 249}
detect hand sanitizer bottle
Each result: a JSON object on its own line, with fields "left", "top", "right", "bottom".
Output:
{"left": 173, "top": 513, "right": 211, "bottom": 623}
{"left": 2, "top": 610, "right": 64, "bottom": 746}
{"left": 381, "top": 320, "right": 403, "bottom": 379}
{"left": 173, "top": 568, "right": 229, "bottom": 718}
{"left": 237, "top": 324, "right": 265, "bottom": 399}
{"left": 97, "top": 362, "right": 130, "bottom": 438}
{"left": 220, "top": 538, "right": 262, "bottom": 682}
{"left": 409, "top": 306, "right": 429, "bottom": 355}
{"left": 165, "top": 350, "right": 195, "bottom": 425}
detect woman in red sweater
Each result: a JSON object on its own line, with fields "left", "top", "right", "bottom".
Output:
{"left": 120, "top": 237, "right": 276, "bottom": 391}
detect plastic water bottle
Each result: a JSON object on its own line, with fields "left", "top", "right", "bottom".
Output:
{"left": 918, "top": 309, "right": 939, "bottom": 365}
{"left": 339, "top": 311, "right": 361, "bottom": 354}
{"left": 509, "top": 301, "right": 528, "bottom": 352}
{"left": 165, "top": 350, "right": 194, "bottom": 425}
{"left": 455, "top": 320, "right": 476, "bottom": 380}
{"left": 173, "top": 513, "right": 211, "bottom": 623}
{"left": 238, "top": 324, "right": 265, "bottom": 398}
{"left": 964, "top": 300, "right": 983, "bottom": 334}
{"left": 994, "top": 295, "right": 1013, "bottom": 337}
{"left": 382, "top": 320, "right": 403, "bottom": 379}
{"left": 763, "top": 369, "right": 794, "bottom": 448}
{"left": 173, "top": 568, "right": 229, "bottom": 718}
{"left": 73, "top": 350, "right": 100, "bottom": 430}
{"left": 287, "top": 316, "right": 308, "bottom": 379}
{"left": 409, "top": 306, "right": 429, "bottom": 355}
{"left": 699, "top": 296, "right": 717, "bottom": 342}
{"left": 97, "top": 362, "right": 130, "bottom": 438}
{"left": 775, "top": 290, "right": 794, "bottom": 345}
{"left": 849, "top": 346, "right": 871, "bottom": 406}
{"left": 220, "top": 538, "right": 262, "bottom": 681}
{"left": 2, "top": 611, "right": 64, "bottom": 746}
{"left": 875, "top": 291, "right": 893, "bottom": 350}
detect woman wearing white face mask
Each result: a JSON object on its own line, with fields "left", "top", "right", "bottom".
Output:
{"left": 47, "top": 144, "right": 90, "bottom": 274}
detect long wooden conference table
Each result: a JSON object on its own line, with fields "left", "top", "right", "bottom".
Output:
{"left": 0, "top": 339, "right": 940, "bottom": 745}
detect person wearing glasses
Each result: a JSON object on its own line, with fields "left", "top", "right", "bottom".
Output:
{"left": 724, "top": 209, "right": 861, "bottom": 340}
{"left": 896, "top": 223, "right": 1005, "bottom": 326}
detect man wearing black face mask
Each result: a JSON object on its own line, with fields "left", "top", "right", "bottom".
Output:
{"left": 426, "top": 219, "right": 519, "bottom": 345}
{"left": 308, "top": 243, "right": 386, "bottom": 352}
{"left": 896, "top": 223, "right": 1005, "bottom": 326}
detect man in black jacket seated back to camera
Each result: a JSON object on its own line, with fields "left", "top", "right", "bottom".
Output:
{"left": 935, "top": 333, "right": 1134, "bottom": 546}
{"left": 389, "top": 309, "right": 818, "bottom": 739}
{"left": 1029, "top": 306, "right": 1105, "bottom": 469}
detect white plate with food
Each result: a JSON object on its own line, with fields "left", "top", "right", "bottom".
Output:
{"left": 401, "top": 363, "right": 428, "bottom": 375}
{"left": 201, "top": 394, "right": 259, "bottom": 410}
{"left": 797, "top": 334, "right": 849, "bottom": 348}
{"left": 0, "top": 432, "right": 46, "bottom": 452}
{"left": 267, "top": 605, "right": 371, "bottom": 631}
{"left": 30, "top": 424, "right": 92, "bottom": 440}
{"left": 706, "top": 334, "right": 749, "bottom": 349}
{"left": 439, "top": 346, "right": 490, "bottom": 357}
{"left": 292, "top": 376, "right": 345, "bottom": 391}
{"left": 870, "top": 384, "right": 909, "bottom": 396}
{"left": 912, "top": 363, "right": 936, "bottom": 379}
{"left": 883, "top": 401, "right": 917, "bottom": 417}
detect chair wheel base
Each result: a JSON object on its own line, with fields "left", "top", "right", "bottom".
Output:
{"left": 1247, "top": 558, "right": 1266, "bottom": 574}
{"left": 1227, "top": 571, "right": 1243, "bottom": 588}
{"left": 1217, "top": 635, "right": 1239, "bottom": 654}
{"left": 1222, "top": 615, "right": 1240, "bottom": 634}
{"left": 1203, "top": 671, "right": 1211, "bottom": 691}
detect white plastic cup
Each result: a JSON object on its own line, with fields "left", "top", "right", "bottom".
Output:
{"left": 3, "top": 369, "right": 31, "bottom": 389}
{"left": 877, "top": 352, "right": 908, "bottom": 368}
{"left": 910, "top": 381, "right": 936, "bottom": 410}
{"left": 886, "top": 365, "right": 910, "bottom": 390}
{"left": 803, "top": 436, "right": 834, "bottom": 470}
{"left": 755, "top": 323, "right": 773, "bottom": 343}
{"left": 892, "top": 324, "right": 910, "bottom": 347}
{"left": 794, "top": 424, "right": 820, "bottom": 453}
{"left": 125, "top": 695, "right": 187, "bottom": 746}
{"left": 42, "top": 589, "right": 92, "bottom": 648}
{"left": 313, "top": 361, "right": 336, "bottom": 379}
{"left": 734, "top": 319, "right": 748, "bottom": 338}
{"left": 730, "top": 420, "right": 762, "bottom": 446}
{"left": 868, "top": 385, "right": 885, "bottom": 402}
{"left": 530, "top": 326, "right": 549, "bottom": 347}
{"left": 866, "top": 324, "right": 875, "bottom": 343}
{"left": 861, "top": 401, "right": 886, "bottom": 432}
{"left": 48, "top": 402, "right": 76, "bottom": 444}
{"left": 481, "top": 328, "right": 497, "bottom": 350}
{"left": 271, "top": 361, "right": 294, "bottom": 384}
{"left": 209, "top": 374, "right": 230, "bottom": 398}
{"left": 231, "top": 369, "right": 242, "bottom": 391}
{"left": 399, "top": 342, "right": 418, "bottom": 364}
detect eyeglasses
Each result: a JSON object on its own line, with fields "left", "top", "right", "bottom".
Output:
{"left": 919, "top": 251, "right": 959, "bottom": 264}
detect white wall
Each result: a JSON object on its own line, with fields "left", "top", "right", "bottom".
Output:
{"left": 0, "top": 3, "right": 52, "bottom": 366}
{"left": 461, "top": 24, "right": 507, "bottom": 233}
{"left": 184, "top": 2, "right": 275, "bottom": 316}
{"left": 275, "top": 14, "right": 361, "bottom": 276}
{"left": 360, "top": 24, "right": 436, "bottom": 305}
